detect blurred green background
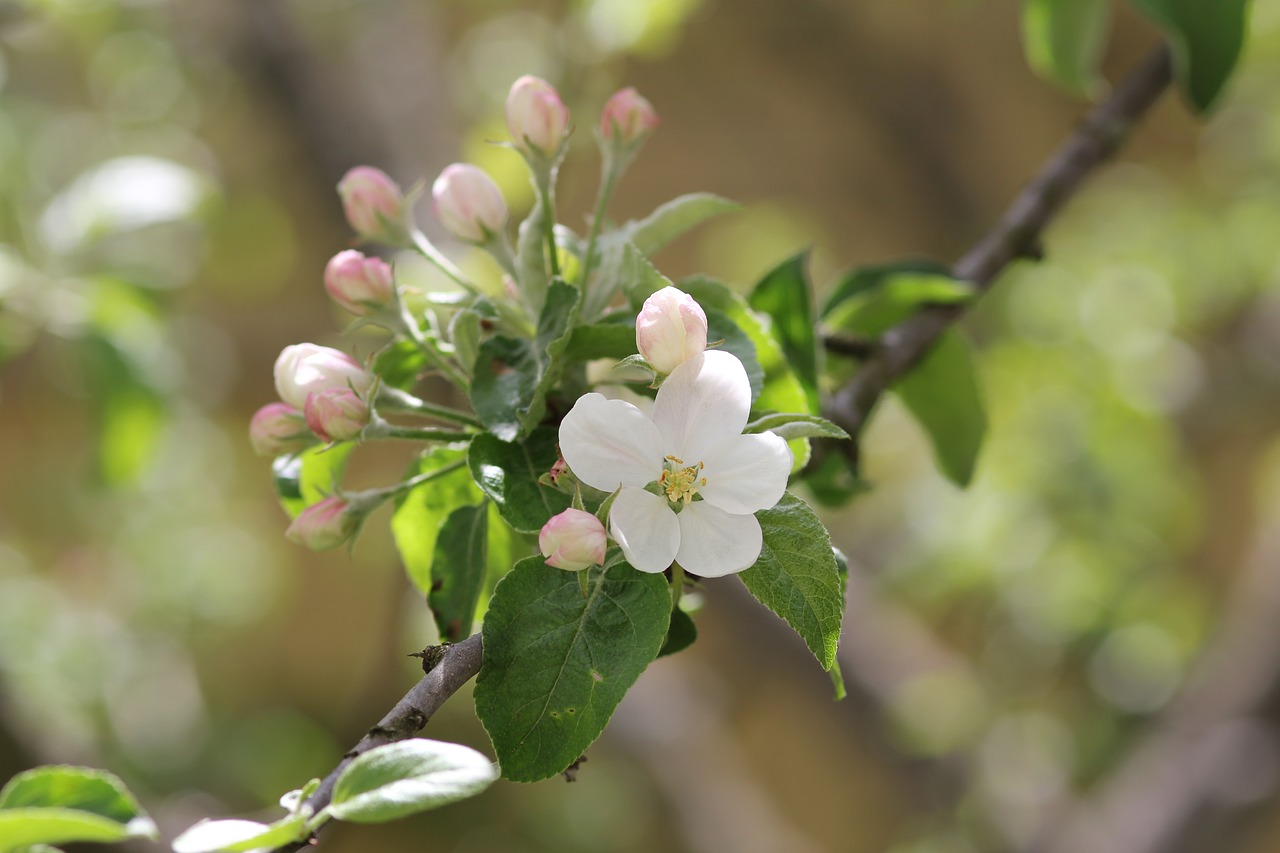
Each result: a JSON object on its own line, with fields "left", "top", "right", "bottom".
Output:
{"left": 4, "top": 1, "right": 1280, "bottom": 851}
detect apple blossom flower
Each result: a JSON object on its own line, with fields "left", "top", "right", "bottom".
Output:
{"left": 305, "top": 387, "right": 371, "bottom": 443}
{"left": 539, "top": 508, "right": 608, "bottom": 571}
{"left": 286, "top": 496, "right": 359, "bottom": 551}
{"left": 249, "top": 402, "right": 314, "bottom": 457}
{"left": 431, "top": 164, "right": 508, "bottom": 244}
{"left": 324, "top": 250, "right": 395, "bottom": 316}
{"left": 558, "top": 350, "right": 791, "bottom": 577}
{"left": 635, "top": 286, "right": 708, "bottom": 374}
{"left": 600, "top": 87, "right": 659, "bottom": 144}
{"left": 337, "top": 166, "right": 405, "bottom": 241}
{"left": 273, "top": 343, "right": 373, "bottom": 411}
{"left": 506, "top": 75, "right": 570, "bottom": 156}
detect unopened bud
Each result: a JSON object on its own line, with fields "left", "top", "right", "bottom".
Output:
{"left": 636, "top": 286, "right": 708, "bottom": 374}
{"left": 539, "top": 508, "right": 607, "bottom": 572}
{"left": 337, "top": 166, "right": 406, "bottom": 242}
{"left": 600, "top": 87, "right": 659, "bottom": 145}
{"left": 273, "top": 343, "right": 373, "bottom": 410}
{"left": 286, "top": 496, "right": 359, "bottom": 551}
{"left": 305, "top": 387, "right": 371, "bottom": 443}
{"left": 324, "top": 250, "right": 395, "bottom": 316}
{"left": 431, "top": 164, "right": 507, "bottom": 244}
{"left": 249, "top": 402, "right": 314, "bottom": 457}
{"left": 506, "top": 75, "right": 571, "bottom": 157}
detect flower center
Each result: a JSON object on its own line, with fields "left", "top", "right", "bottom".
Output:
{"left": 659, "top": 455, "right": 706, "bottom": 505}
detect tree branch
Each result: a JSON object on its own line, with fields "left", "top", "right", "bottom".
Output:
{"left": 824, "top": 44, "right": 1174, "bottom": 444}
{"left": 277, "top": 633, "right": 483, "bottom": 852}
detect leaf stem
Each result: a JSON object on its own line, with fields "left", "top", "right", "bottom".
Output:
{"left": 376, "top": 387, "right": 481, "bottom": 427}
{"left": 409, "top": 228, "right": 481, "bottom": 295}
{"left": 670, "top": 561, "right": 685, "bottom": 613}
{"left": 578, "top": 161, "right": 620, "bottom": 306}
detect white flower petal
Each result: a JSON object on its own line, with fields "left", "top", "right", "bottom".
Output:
{"left": 676, "top": 502, "right": 763, "bottom": 578}
{"left": 651, "top": 350, "right": 751, "bottom": 463}
{"left": 699, "top": 432, "right": 793, "bottom": 514}
{"left": 559, "top": 393, "right": 663, "bottom": 491}
{"left": 610, "top": 487, "right": 680, "bottom": 573}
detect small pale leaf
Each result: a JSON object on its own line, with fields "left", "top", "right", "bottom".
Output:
{"left": 324, "top": 739, "right": 497, "bottom": 824}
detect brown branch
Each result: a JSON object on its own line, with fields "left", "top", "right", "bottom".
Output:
{"left": 823, "top": 44, "right": 1174, "bottom": 444}
{"left": 276, "top": 633, "right": 483, "bottom": 852}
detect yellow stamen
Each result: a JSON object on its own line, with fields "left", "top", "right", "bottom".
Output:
{"left": 660, "top": 458, "right": 705, "bottom": 505}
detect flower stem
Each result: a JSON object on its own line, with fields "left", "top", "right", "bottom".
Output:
{"left": 392, "top": 302, "right": 470, "bottom": 393}
{"left": 670, "top": 561, "right": 685, "bottom": 613}
{"left": 578, "top": 160, "right": 619, "bottom": 304}
{"left": 376, "top": 387, "right": 481, "bottom": 427}
{"left": 537, "top": 172, "right": 560, "bottom": 279}
{"left": 409, "top": 228, "right": 480, "bottom": 295}
{"left": 360, "top": 457, "right": 468, "bottom": 505}
{"left": 363, "top": 416, "right": 474, "bottom": 443}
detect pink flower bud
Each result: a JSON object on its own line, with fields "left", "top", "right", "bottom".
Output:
{"left": 506, "top": 75, "right": 571, "bottom": 156}
{"left": 431, "top": 164, "right": 507, "bottom": 244}
{"left": 600, "top": 87, "right": 659, "bottom": 144}
{"left": 305, "top": 387, "right": 371, "bottom": 443}
{"left": 548, "top": 457, "right": 569, "bottom": 485}
{"left": 539, "top": 508, "right": 608, "bottom": 572}
{"left": 286, "top": 496, "right": 359, "bottom": 551}
{"left": 324, "top": 250, "right": 395, "bottom": 316}
{"left": 337, "top": 166, "right": 405, "bottom": 241}
{"left": 249, "top": 402, "right": 314, "bottom": 457}
{"left": 273, "top": 343, "right": 373, "bottom": 410}
{"left": 635, "top": 286, "right": 708, "bottom": 374}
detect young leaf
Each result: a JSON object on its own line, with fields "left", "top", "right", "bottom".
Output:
{"left": 428, "top": 503, "right": 489, "bottom": 642}
{"left": 626, "top": 192, "right": 741, "bottom": 256}
{"left": 373, "top": 339, "right": 430, "bottom": 391}
{"left": 1022, "top": 0, "right": 1111, "bottom": 95}
{"left": 739, "top": 494, "right": 844, "bottom": 673}
{"left": 391, "top": 445, "right": 483, "bottom": 596}
{"left": 516, "top": 195, "right": 550, "bottom": 315}
{"left": 272, "top": 444, "right": 354, "bottom": 519}
{"left": 323, "top": 739, "right": 497, "bottom": 824}
{"left": 171, "top": 815, "right": 308, "bottom": 853}
{"left": 475, "top": 557, "right": 671, "bottom": 782}
{"left": 566, "top": 321, "right": 637, "bottom": 362}
{"left": 705, "top": 308, "right": 764, "bottom": 402}
{"left": 0, "top": 765, "right": 156, "bottom": 849}
{"left": 749, "top": 252, "right": 819, "bottom": 410}
{"left": 744, "top": 413, "right": 849, "bottom": 441}
{"left": 468, "top": 428, "right": 571, "bottom": 534}
{"left": 803, "top": 450, "right": 871, "bottom": 508}
{"left": 893, "top": 330, "right": 987, "bottom": 487}
{"left": 1129, "top": 0, "right": 1248, "bottom": 112}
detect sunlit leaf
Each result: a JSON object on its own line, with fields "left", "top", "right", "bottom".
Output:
{"left": 323, "top": 739, "right": 497, "bottom": 824}
{"left": 1022, "top": 0, "right": 1111, "bottom": 95}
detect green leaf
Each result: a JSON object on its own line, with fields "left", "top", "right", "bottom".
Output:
{"left": 893, "top": 331, "right": 987, "bottom": 487}
{"left": 0, "top": 767, "right": 143, "bottom": 823}
{"left": 323, "top": 739, "right": 497, "bottom": 824}
{"left": 593, "top": 242, "right": 670, "bottom": 321}
{"left": 658, "top": 607, "right": 697, "bottom": 658}
{"left": 802, "top": 450, "right": 870, "bottom": 508}
{"left": 0, "top": 809, "right": 153, "bottom": 850}
{"left": 749, "top": 252, "right": 819, "bottom": 410}
{"left": 475, "top": 557, "right": 671, "bottom": 782}
{"left": 517, "top": 197, "right": 550, "bottom": 315}
{"left": 745, "top": 413, "right": 849, "bottom": 441}
{"left": 273, "top": 444, "right": 354, "bottom": 519}
{"left": 469, "top": 280, "right": 578, "bottom": 441}
{"left": 739, "top": 494, "right": 844, "bottom": 672}
{"left": 391, "top": 445, "right": 482, "bottom": 596}
{"left": 565, "top": 321, "right": 636, "bottom": 362}
{"left": 1022, "top": 0, "right": 1111, "bottom": 95}
{"left": 626, "top": 193, "right": 741, "bottom": 256}
{"left": 1130, "top": 0, "right": 1248, "bottom": 112}
{"left": 821, "top": 259, "right": 952, "bottom": 318}
{"left": 468, "top": 428, "right": 571, "bottom": 534}
{"left": 171, "top": 815, "right": 308, "bottom": 853}
{"left": 429, "top": 503, "right": 489, "bottom": 642}
{"left": 822, "top": 267, "right": 973, "bottom": 338}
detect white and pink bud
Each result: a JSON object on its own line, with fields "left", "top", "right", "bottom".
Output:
{"left": 636, "top": 286, "right": 708, "bottom": 374}
{"left": 305, "top": 387, "right": 371, "bottom": 443}
{"left": 324, "top": 250, "right": 395, "bottom": 316}
{"left": 249, "top": 402, "right": 314, "bottom": 457}
{"left": 539, "top": 508, "right": 608, "bottom": 572}
{"left": 337, "top": 166, "right": 406, "bottom": 241}
{"left": 286, "top": 496, "right": 360, "bottom": 551}
{"left": 600, "top": 87, "right": 659, "bottom": 145}
{"left": 431, "top": 164, "right": 508, "bottom": 244}
{"left": 273, "top": 343, "right": 374, "bottom": 410}
{"left": 506, "top": 75, "right": 571, "bottom": 157}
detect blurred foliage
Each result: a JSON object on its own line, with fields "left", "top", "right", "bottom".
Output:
{"left": 3, "top": 0, "right": 1280, "bottom": 852}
